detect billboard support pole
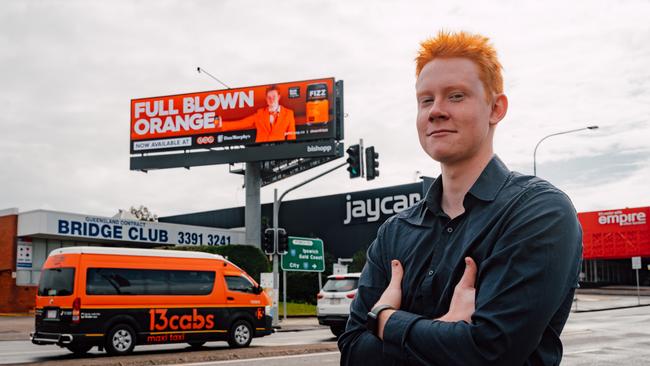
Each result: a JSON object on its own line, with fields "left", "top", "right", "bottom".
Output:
{"left": 245, "top": 162, "right": 261, "bottom": 247}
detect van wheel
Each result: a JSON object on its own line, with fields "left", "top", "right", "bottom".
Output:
{"left": 66, "top": 343, "right": 93, "bottom": 355}
{"left": 330, "top": 325, "right": 345, "bottom": 338}
{"left": 105, "top": 324, "right": 136, "bottom": 355}
{"left": 188, "top": 341, "right": 206, "bottom": 348}
{"left": 227, "top": 320, "right": 252, "bottom": 348}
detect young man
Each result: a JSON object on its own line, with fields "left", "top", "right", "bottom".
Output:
{"left": 217, "top": 85, "right": 296, "bottom": 143}
{"left": 338, "top": 31, "right": 582, "bottom": 365}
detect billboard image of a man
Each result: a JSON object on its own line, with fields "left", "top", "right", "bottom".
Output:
{"left": 217, "top": 85, "right": 296, "bottom": 143}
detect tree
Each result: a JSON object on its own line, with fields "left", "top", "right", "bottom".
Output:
{"left": 349, "top": 248, "right": 367, "bottom": 273}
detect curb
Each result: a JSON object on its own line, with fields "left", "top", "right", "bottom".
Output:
{"left": 572, "top": 303, "right": 650, "bottom": 313}
{"left": 17, "top": 342, "right": 339, "bottom": 366}
{"left": 0, "top": 313, "right": 32, "bottom": 317}
{"left": 275, "top": 326, "right": 327, "bottom": 333}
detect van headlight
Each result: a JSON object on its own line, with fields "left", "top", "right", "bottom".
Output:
{"left": 265, "top": 305, "right": 272, "bottom": 317}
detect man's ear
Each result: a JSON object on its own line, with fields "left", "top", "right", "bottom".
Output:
{"left": 489, "top": 94, "right": 508, "bottom": 126}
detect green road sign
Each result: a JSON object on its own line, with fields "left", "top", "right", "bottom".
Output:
{"left": 281, "top": 236, "right": 325, "bottom": 272}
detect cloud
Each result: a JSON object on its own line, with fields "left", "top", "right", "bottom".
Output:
{"left": 1, "top": 0, "right": 649, "bottom": 218}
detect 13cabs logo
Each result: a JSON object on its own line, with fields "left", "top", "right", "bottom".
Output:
{"left": 149, "top": 308, "right": 215, "bottom": 331}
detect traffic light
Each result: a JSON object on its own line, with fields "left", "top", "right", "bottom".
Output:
{"left": 346, "top": 144, "right": 361, "bottom": 178}
{"left": 365, "top": 146, "right": 379, "bottom": 181}
{"left": 262, "top": 228, "right": 275, "bottom": 255}
{"left": 277, "top": 228, "right": 288, "bottom": 254}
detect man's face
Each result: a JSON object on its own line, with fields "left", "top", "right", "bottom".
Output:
{"left": 266, "top": 90, "right": 280, "bottom": 109}
{"left": 415, "top": 57, "right": 495, "bottom": 165}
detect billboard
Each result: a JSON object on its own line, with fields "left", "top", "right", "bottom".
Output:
{"left": 130, "top": 78, "right": 338, "bottom": 154}
{"left": 579, "top": 206, "right": 649, "bottom": 259}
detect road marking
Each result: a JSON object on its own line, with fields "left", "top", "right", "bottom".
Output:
{"left": 158, "top": 351, "right": 340, "bottom": 365}
{"left": 0, "top": 349, "right": 72, "bottom": 357}
{"left": 565, "top": 348, "right": 601, "bottom": 355}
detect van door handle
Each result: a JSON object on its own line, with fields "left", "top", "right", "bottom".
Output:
{"left": 227, "top": 296, "right": 234, "bottom": 300}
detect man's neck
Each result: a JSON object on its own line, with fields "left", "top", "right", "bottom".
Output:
{"left": 440, "top": 152, "right": 494, "bottom": 219}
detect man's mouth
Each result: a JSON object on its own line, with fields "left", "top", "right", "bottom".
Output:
{"left": 428, "top": 129, "right": 456, "bottom": 136}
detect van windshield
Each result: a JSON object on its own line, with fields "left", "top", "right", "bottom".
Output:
{"left": 38, "top": 268, "right": 75, "bottom": 296}
{"left": 322, "top": 278, "right": 358, "bottom": 292}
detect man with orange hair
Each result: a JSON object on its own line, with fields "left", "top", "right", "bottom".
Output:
{"left": 338, "top": 31, "right": 582, "bottom": 365}
{"left": 217, "top": 85, "right": 296, "bottom": 143}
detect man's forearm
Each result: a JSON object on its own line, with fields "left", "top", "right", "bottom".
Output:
{"left": 339, "top": 328, "right": 394, "bottom": 366}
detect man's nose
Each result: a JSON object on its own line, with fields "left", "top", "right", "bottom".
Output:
{"left": 428, "top": 100, "right": 449, "bottom": 122}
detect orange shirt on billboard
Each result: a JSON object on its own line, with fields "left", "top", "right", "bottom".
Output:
{"left": 219, "top": 106, "right": 296, "bottom": 143}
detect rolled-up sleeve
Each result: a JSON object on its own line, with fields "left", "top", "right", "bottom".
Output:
{"left": 338, "top": 221, "right": 398, "bottom": 365}
{"left": 380, "top": 188, "right": 582, "bottom": 365}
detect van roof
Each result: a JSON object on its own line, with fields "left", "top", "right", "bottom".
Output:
{"left": 50, "top": 246, "right": 225, "bottom": 261}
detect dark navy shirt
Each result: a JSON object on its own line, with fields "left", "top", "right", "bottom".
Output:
{"left": 338, "top": 156, "right": 582, "bottom": 366}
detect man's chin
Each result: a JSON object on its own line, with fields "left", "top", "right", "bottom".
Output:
{"left": 424, "top": 149, "right": 456, "bottom": 164}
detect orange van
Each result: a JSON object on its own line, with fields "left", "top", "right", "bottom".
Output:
{"left": 30, "top": 247, "right": 273, "bottom": 355}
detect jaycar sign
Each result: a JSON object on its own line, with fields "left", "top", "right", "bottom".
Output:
{"left": 343, "top": 193, "right": 421, "bottom": 225}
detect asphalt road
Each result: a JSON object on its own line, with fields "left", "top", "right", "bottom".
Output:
{"left": 2, "top": 304, "right": 650, "bottom": 365}
{"left": 175, "top": 306, "right": 650, "bottom": 366}
{"left": 0, "top": 328, "right": 336, "bottom": 365}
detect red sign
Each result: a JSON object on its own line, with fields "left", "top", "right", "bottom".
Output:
{"left": 579, "top": 206, "right": 649, "bottom": 259}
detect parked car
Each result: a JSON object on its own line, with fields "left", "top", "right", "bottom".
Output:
{"left": 316, "top": 273, "right": 360, "bottom": 337}
{"left": 31, "top": 246, "right": 273, "bottom": 355}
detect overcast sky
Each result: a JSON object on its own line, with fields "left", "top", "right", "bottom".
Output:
{"left": 1, "top": 0, "right": 649, "bottom": 218}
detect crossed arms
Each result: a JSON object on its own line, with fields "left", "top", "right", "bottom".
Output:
{"left": 338, "top": 189, "right": 582, "bottom": 365}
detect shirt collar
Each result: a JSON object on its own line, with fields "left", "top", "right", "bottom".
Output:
{"left": 402, "top": 177, "right": 444, "bottom": 227}
{"left": 403, "top": 155, "right": 510, "bottom": 227}
{"left": 467, "top": 155, "right": 511, "bottom": 202}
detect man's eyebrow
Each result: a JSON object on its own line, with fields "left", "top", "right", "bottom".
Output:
{"left": 442, "top": 82, "right": 472, "bottom": 92}
{"left": 417, "top": 81, "right": 473, "bottom": 92}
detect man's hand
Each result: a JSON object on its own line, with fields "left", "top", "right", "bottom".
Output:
{"left": 373, "top": 260, "right": 403, "bottom": 339}
{"left": 437, "top": 257, "right": 477, "bottom": 323}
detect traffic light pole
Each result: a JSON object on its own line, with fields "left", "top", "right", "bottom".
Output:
{"left": 272, "top": 160, "right": 347, "bottom": 325}
{"left": 359, "top": 138, "right": 364, "bottom": 178}
{"left": 272, "top": 189, "right": 280, "bottom": 326}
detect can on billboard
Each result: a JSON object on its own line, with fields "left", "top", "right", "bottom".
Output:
{"left": 305, "top": 83, "right": 329, "bottom": 124}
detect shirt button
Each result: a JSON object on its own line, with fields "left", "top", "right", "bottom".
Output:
{"left": 428, "top": 270, "right": 434, "bottom": 276}
{"left": 446, "top": 227, "right": 454, "bottom": 233}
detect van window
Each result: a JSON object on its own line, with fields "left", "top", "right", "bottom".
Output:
{"left": 225, "top": 276, "right": 256, "bottom": 293}
{"left": 38, "top": 268, "right": 75, "bottom": 296}
{"left": 322, "top": 278, "right": 358, "bottom": 292}
{"left": 86, "top": 268, "right": 215, "bottom": 295}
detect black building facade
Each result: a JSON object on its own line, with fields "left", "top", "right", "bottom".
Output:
{"left": 161, "top": 178, "right": 433, "bottom": 259}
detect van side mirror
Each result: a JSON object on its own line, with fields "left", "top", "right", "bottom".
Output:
{"left": 253, "top": 286, "right": 263, "bottom": 295}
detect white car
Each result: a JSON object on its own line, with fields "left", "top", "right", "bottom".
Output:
{"left": 317, "top": 273, "right": 360, "bottom": 337}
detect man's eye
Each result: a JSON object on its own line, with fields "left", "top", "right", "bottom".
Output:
{"left": 420, "top": 98, "right": 434, "bottom": 105}
{"left": 449, "top": 93, "right": 464, "bottom": 101}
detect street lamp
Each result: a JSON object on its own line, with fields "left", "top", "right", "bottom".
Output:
{"left": 533, "top": 125, "right": 599, "bottom": 176}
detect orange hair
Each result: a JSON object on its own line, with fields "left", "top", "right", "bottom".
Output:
{"left": 415, "top": 31, "right": 503, "bottom": 100}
